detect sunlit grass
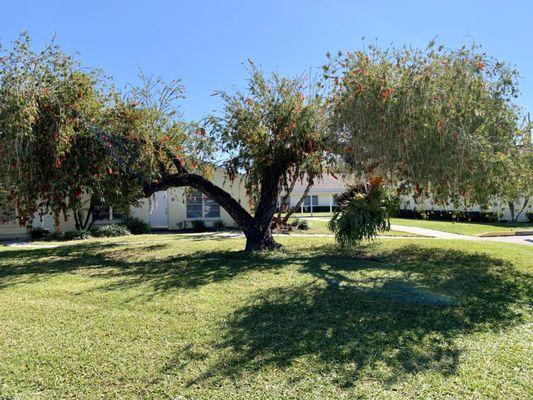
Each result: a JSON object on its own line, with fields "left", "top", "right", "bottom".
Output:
{"left": 0, "top": 235, "right": 531, "bottom": 399}
{"left": 391, "top": 218, "right": 533, "bottom": 236}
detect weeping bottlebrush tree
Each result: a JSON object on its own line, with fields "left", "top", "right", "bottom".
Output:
{"left": 0, "top": 34, "right": 209, "bottom": 231}
{"left": 324, "top": 41, "right": 529, "bottom": 243}
{"left": 0, "top": 35, "right": 327, "bottom": 251}
{"left": 147, "top": 63, "right": 329, "bottom": 251}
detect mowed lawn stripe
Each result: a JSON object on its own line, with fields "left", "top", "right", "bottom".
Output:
{"left": 0, "top": 236, "right": 531, "bottom": 399}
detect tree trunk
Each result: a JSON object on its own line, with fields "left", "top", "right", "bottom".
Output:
{"left": 244, "top": 223, "right": 280, "bottom": 252}
{"left": 281, "top": 178, "right": 312, "bottom": 224}
{"left": 244, "top": 169, "right": 282, "bottom": 251}
{"left": 144, "top": 168, "right": 286, "bottom": 252}
{"left": 508, "top": 201, "right": 516, "bottom": 223}
{"left": 514, "top": 198, "right": 529, "bottom": 223}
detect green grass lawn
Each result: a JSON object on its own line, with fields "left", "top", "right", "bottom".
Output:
{"left": 289, "top": 217, "right": 424, "bottom": 237}
{"left": 391, "top": 218, "right": 533, "bottom": 236}
{"left": 0, "top": 235, "right": 531, "bottom": 399}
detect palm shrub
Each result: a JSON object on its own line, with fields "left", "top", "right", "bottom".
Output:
{"left": 329, "top": 177, "right": 398, "bottom": 246}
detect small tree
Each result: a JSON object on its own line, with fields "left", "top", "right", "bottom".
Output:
{"left": 324, "top": 41, "right": 527, "bottom": 242}
{"left": 0, "top": 34, "right": 156, "bottom": 230}
{"left": 144, "top": 63, "right": 328, "bottom": 251}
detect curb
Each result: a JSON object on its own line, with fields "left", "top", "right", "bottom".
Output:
{"left": 477, "top": 231, "right": 533, "bottom": 238}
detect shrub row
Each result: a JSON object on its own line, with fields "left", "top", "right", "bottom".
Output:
{"left": 396, "top": 209, "right": 499, "bottom": 223}
{"left": 29, "top": 216, "right": 150, "bottom": 241}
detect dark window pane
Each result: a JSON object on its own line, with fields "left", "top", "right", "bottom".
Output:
{"left": 96, "top": 206, "right": 111, "bottom": 221}
{"left": 186, "top": 204, "right": 202, "bottom": 219}
{"left": 186, "top": 210, "right": 202, "bottom": 219}
{"left": 204, "top": 198, "right": 220, "bottom": 218}
{"left": 112, "top": 208, "right": 123, "bottom": 220}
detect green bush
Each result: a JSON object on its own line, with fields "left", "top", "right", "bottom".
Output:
{"left": 290, "top": 218, "right": 300, "bottom": 227}
{"left": 214, "top": 220, "right": 225, "bottom": 230}
{"left": 89, "top": 224, "right": 131, "bottom": 238}
{"left": 46, "top": 232, "right": 65, "bottom": 241}
{"left": 121, "top": 216, "right": 151, "bottom": 234}
{"left": 297, "top": 220, "right": 309, "bottom": 230}
{"left": 191, "top": 220, "right": 206, "bottom": 232}
{"left": 63, "top": 230, "right": 92, "bottom": 241}
{"left": 29, "top": 227, "right": 50, "bottom": 241}
{"left": 526, "top": 212, "right": 533, "bottom": 223}
{"left": 176, "top": 221, "right": 188, "bottom": 231}
{"left": 329, "top": 178, "right": 398, "bottom": 247}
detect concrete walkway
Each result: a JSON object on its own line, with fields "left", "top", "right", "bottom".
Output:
{"left": 303, "top": 217, "right": 533, "bottom": 246}
{"left": 3, "top": 223, "right": 532, "bottom": 247}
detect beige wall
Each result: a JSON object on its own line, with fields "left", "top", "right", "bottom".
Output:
{"left": 0, "top": 223, "right": 28, "bottom": 241}
{"left": 141, "top": 169, "right": 249, "bottom": 229}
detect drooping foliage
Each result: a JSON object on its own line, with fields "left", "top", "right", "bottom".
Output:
{"left": 210, "top": 62, "right": 328, "bottom": 208}
{"left": 0, "top": 34, "right": 141, "bottom": 226}
{"left": 499, "top": 142, "right": 533, "bottom": 221}
{"left": 328, "top": 177, "right": 399, "bottom": 247}
{"left": 325, "top": 41, "right": 528, "bottom": 208}
{"left": 1, "top": 33, "right": 530, "bottom": 251}
{"left": 0, "top": 34, "right": 211, "bottom": 228}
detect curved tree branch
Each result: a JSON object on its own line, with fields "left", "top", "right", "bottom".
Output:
{"left": 144, "top": 173, "right": 253, "bottom": 228}
{"left": 282, "top": 177, "right": 313, "bottom": 224}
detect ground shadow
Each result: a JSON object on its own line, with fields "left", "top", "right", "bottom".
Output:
{"left": 179, "top": 245, "right": 530, "bottom": 388}
{"left": 0, "top": 239, "right": 282, "bottom": 292}
{"left": 1, "top": 240, "right": 530, "bottom": 388}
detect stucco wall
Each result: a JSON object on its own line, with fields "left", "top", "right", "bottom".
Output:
{"left": 120, "top": 169, "right": 249, "bottom": 229}
{"left": 0, "top": 223, "right": 29, "bottom": 241}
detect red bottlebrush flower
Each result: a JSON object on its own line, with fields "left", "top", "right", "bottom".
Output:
{"left": 107, "top": 168, "right": 113, "bottom": 175}
{"left": 54, "top": 159, "right": 61, "bottom": 168}
{"left": 476, "top": 61, "right": 485, "bottom": 70}
{"left": 357, "top": 83, "right": 363, "bottom": 94}
{"left": 369, "top": 176, "right": 383, "bottom": 189}
{"left": 381, "top": 87, "right": 394, "bottom": 99}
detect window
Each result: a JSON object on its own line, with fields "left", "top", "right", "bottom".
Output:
{"left": 0, "top": 191, "right": 16, "bottom": 223}
{"left": 95, "top": 206, "right": 122, "bottom": 222}
{"left": 303, "top": 195, "right": 319, "bottom": 206}
{"left": 302, "top": 195, "right": 319, "bottom": 213}
{"left": 186, "top": 191, "right": 220, "bottom": 219}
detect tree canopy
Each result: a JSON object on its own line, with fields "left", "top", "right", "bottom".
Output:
{"left": 0, "top": 34, "right": 530, "bottom": 250}
{"left": 324, "top": 41, "right": 529, "bottom": 208}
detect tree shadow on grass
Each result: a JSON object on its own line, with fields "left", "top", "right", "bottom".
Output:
{"left": 0, "top": 239, "right": 283, "bottom": 293}
{"left": 1, "top": 240, "right": 530, "bottom": 387}
{"left": 180, "top": 245, "right": 530, "bottom": 388}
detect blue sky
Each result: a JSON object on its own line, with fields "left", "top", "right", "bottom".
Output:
{"left": 2, "top": 0, "right": 532, "bottom": 120}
